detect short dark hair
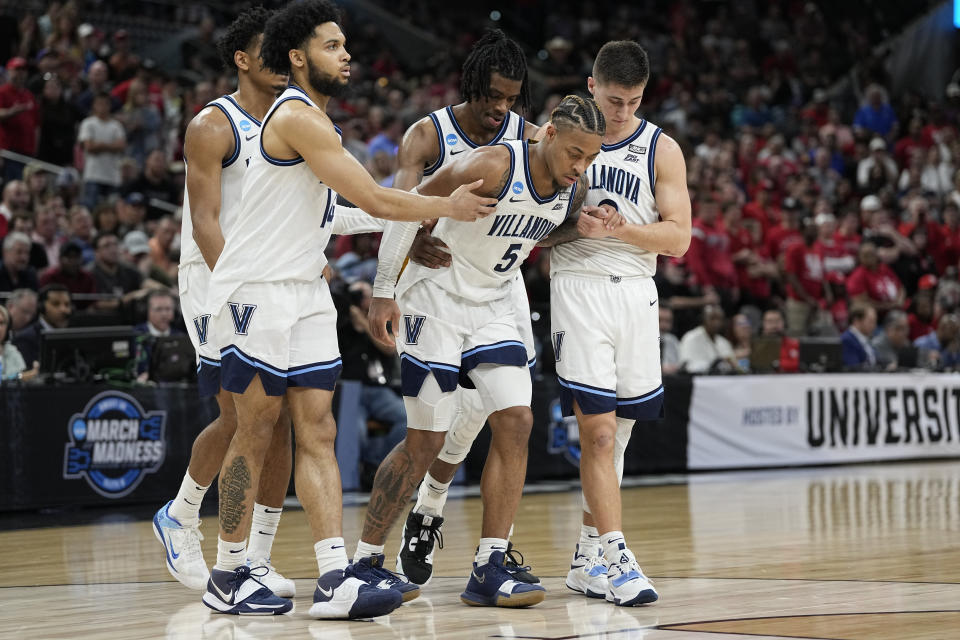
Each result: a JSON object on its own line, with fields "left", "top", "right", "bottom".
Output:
{"left": 217, "top": 6, "right": 273, "bottom": 70}
{"left": 849, "top": 304, "right": 874, "bottom": 324}
{"left": 94, "top": 231, "right": 118, "bottom": 250}
{"left": 551, "top": 95, "right": 606, "bottom": 136}
{"left": 260, "top": 0, "right": 342, "bottom": 75}
{"left": 460, "top": 28, "right": 531, "bottom": 114}
{"left": 147, "top": 289, "right": 176, "bottom": 307}
{"left": 39, "top": 283, "right": 70, "bottom": 309}
{"left": 592, "top": 40, "right": 650, "bottom": 88}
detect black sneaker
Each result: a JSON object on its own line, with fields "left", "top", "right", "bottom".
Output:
{"left": 395, "top": 509, "right": 444, "bottom": 585}
{"left": 504, "top": 541, "right": 540, "bottom": 584}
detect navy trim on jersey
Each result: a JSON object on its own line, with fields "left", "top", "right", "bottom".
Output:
{"left": 522, "top": 141, "right": 559, "bottom": 204}
{"left": 496, "top": 143, "right": 516, "bottom": 200}
{"left": 209, "top": 103, "right": 241, "bottom": 168}
{"left": 564, "top": 181, "right": 578, "bottom": 220}
{"left": 446, "top": 105, "right": 510, "bottom": 148}
{"left": 259, "top": 96, "right": 310, "bottom": 166}
{"left": 222, "top": 94, "right": 262, "bottom": 126}
{"left": 648, "top": 127, "right": 663, "bottom": 197}
{"left": 423, "top": 112, "right": 445, "bottom": 176}
{"left": 516, "top": 115, "right": 526, "bottom": 139}
{"left": 219, "top": 344, "right": 342, "bottom": 396}
{"left": 557, "top": 375, "right": 617, "bottom": 416}
{"left": 601, "top": 120, "right": 648, "bottom": 152}
{"left": 399, "top": 353, "right": 459, "bottom": 397}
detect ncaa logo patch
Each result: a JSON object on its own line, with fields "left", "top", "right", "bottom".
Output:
{"left": 63, "top": 391, "right": 167, "bottom": 498}
{"left": 445, "top": 133, "right": 458, "bottom": 146}
{"left": 546, "top": 398, "right": 581, "bottom": 468}
{"left": 238, "top": 119, "right": 252, "bottom": 132}
{"left": 512, "top": 181, "right": 524, "bottom": 195}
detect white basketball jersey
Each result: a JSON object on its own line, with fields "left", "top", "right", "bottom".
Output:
{"left": 179, "top": 95, "right": 262, "bottom": 268}
{"left": 423, "top": 106, "right": 525, "bottom": 176}
{"left": 207, "top": 85, "right": 338, "bottom": 311}
{"left": 550, "top": 119, "right": 663, "bottom": 278}
{"left": 398, "top": 139, "right": 576, "bottom": 303}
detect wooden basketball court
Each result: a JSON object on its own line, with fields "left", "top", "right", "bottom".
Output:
{"left": 3, "top": 460, "right": 958, "bottom": 639}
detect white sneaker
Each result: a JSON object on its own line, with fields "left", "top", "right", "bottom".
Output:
{"left": 565, "top": 544, "right": 608, "bottom": 598}
{"left": 153, "top": 500, "right": 210, "bottom": 590}
{"left": 605, "top": 547, "right": 658, "bottom": 606}
{"left": 247, "top": 557, "right": 296, "bottom": 598}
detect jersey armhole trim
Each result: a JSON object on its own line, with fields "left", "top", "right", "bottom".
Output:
{"left": 222, "top": 94, "right": 262, "bottom": 126}
{"left": 423, "top": 112, "right": 444, "bottom": 176}
{"left": 496, "top": 142, "right": 516, "bottom": 201}
{"left": 259, "top": 96, "right": 311, "bottom": 166}
{"left": 648, "top": 127, "right": 663, "bottom": 197}
{"left": 208, "top": 103, "right": 240, "bottom": 168}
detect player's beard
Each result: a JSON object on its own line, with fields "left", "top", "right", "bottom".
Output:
{"left": 306, "top": 58, "right": 349, "bottom": 98}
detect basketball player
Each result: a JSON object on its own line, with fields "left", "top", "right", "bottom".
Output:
{"left": 361, "top": 95, "right": 609, "bottom": 608}
{"left": 200, "top": 0, "right": 495, "bottom": 618}
{"left": 545, "top": 41, "right": 690, "bottom": 606}
{"left": 396, "top": 41, "right": 690, "bottom": 608}
{"left": 363, "top": 28, "right": 543, "bottom": 587}
{"left": 153, "top": 8, "right": 297, "bottom": 598}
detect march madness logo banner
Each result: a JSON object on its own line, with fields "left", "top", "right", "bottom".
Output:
{"left": 687, "top": 373, "right": 960, "bottom": 470}
{"left": 63, "top": 391, "right": 167, "bottom": 498}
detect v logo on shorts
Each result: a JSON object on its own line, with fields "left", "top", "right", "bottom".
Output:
{"left": 229, "top": 303, "right": 258, "bottom": 336}
{"left": 193, "top": 314, "right": 210, "bottom": 346}
{"left": 403, "top": 315, "right": 426, "bottom": 345}
{"left": 552, "top": 331, "right": 565, "bottom": 362}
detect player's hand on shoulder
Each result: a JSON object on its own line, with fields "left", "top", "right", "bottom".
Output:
{"left": 447, "top": 179, "right": 498, "bottom": 222}
{"left": 368, "top": 296, "right": 402, "bottom": 348}
{"left": 409, "top": 227, "right": 452, "bottom": 269}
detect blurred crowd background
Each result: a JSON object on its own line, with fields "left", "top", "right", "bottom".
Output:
{"left": 2, "top": 0, "right": 960, "bottom": 384}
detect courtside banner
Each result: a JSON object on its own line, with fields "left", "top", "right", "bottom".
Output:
{"left": 688, "top": 373, "right": 960, "bottom": 469}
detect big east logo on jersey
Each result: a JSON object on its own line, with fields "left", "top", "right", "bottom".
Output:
{"left": 63, "top": 391, "right": 167, "bottom": 498}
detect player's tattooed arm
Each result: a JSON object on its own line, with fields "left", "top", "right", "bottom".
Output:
{"left": 537, "top": 174, "right": 590, "bottom": 247}
{"left": 219, "top": 456, "right": 251, "bottom": 535}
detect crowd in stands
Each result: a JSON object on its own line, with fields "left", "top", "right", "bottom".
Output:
{"left": 1, "top": 0, "right": 959, "bottom": 383}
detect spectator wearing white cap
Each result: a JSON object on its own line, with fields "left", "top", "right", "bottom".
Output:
{"left": 857, "top": 137, "right": 898, "bottom": 190}
{"left": 814, "top": 212, "right": 856, "bottom": 287}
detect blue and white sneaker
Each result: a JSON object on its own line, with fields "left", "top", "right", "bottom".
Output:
{"left": 309, "top": 567, "right": 403, "bottom": 619}
{"left": 352, "top": 554, "right": 420, "bottom": 602}
{"left": 605, "top": 547, "right": 658, "bottom": 606}
{"left": 460, "top": 550, "right": 546, "bottom": 607}
{"left": 202, "top": 565, "right": 293, "bottom": 615}
{"left": 565, "top": 544, "right": 608, "bottom": 598}
{"left": 153, "top": 500, "right": 209, "bottom": 590}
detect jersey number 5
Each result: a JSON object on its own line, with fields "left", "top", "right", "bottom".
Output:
{"left": 494, "top": 243, "right": 522, "bottom": 273}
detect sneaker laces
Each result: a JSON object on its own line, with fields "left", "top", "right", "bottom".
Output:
{"left": 504, "top": 547, "right": 532, "bottom": 574}
{"left": 413, "top": 520, "right": 444, "bottom": 557}
{"left": 174, "top": 520, "right": 205, "bottom": 564}
{"left": 361, "top": 557, "right": 410, "bottom": 586}
{"left": 229, "top": 564, "right": 270, "bottom": 591}
{"left": 581, "top": 553, "right": 607, "bottom": 574}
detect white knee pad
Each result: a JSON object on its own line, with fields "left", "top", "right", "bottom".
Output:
{"left": 467, "top": 363, "right": 532, "bottom": 415}
{"left": 402, "top": 373, "right": 457, "bottom": 432}
{"left": 437, "top": 387, "right": 489, "bottom": 465}
{"left": 581, "top": 417, "right": 636, "bottom": 513}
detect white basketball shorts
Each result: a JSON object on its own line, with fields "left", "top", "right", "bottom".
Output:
{"left": 550, "top": 273, "right": 663, "bottom": 419}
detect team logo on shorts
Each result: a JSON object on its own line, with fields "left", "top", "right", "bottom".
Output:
{"left": 445, "top": 133, "right": 458, "bottom": 146}
{"left": 403, "top": 315, "right": 426, "bottom": 345}
{"left": 238, "top": 119, "right": 252, "bottom": 132}
{"left": 547, "top": 398, "right": 581, "bottom": 468}
{"left": 63, "top": 391, "right": 167, "bottom": 498}
{"left": 228, "top": 302, "right": 257, "bottom": 336}
{"left": 512, "top": 181, "right": 524, "bottom": 195}
{"left": 193, "top": 314, "right": 210, "bottom": 346}
{"left": 552, "top": 331, "right": 565, "bottom": 362}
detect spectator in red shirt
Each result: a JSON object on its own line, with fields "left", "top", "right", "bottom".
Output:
{"left": 847, "top": 241, "right": 906, "bottom": 316}
{"left": 765, "top": 198, "right": 803, "bottom": 260}
{"left": 814, "top": 212, "right": 856, "bottom": 286}
{"left": 39, "top": 242, "right": 96, "bottom": 306}
{"left": 743, "top": 179, "right": 781, "bottom": 232}
{"left": 784, "top": 222, "right": 833, "bottom": 336}
{"left": 907, "top": 284, "right": 938, "bottom": 341}
{"left": 688, "top": 199, "right": 738, "bottom": 296}
{"left": 937, "top": 202, "right": 960, "bottom": 272}
{"left": 0, "top": 57, "right": 39, "bottom": 176}
{"left": 731, "top": 215, "right": 777, "bottom": 307}
{"left": 893, "top": 116, "right": 929, "bottom": 168}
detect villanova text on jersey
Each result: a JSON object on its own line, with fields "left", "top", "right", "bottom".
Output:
{"left": 487, "top": 214, "right": 558, "bottom": 241}
{"left": 587, "top": 161, "right": 643, "bottom": 207}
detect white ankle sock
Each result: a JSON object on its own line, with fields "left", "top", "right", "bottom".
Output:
{"left": 415, "top": 472, "right": 450, "bottom": 516}
{"left": 600, "top": 531, "right": 627, "bottom": 565}
{"left": 315, "top": 537, "right": 349, "bottom": 576}
{"left": 475, "top": 537, "right": 508, "bottom": 566}
{"left": 168, "top": 472, "right": 208, "bottom": 525}
{"left": 579, "top": 524, "right": 601, "bottom": 555}
{"left": 246, "top": 503, "right": 282, "bottom": 562}
{"left": 353, "top": 540, "right": 384, "bottom": 563}
{"left": 215, "top": 537, "right": 247, "bottom": 571}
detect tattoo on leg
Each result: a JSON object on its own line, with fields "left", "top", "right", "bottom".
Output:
{"left": 219, "top": 456, "right": 251, "bottom": 535}
{"left": 362, "top": 444, "right": 421, "bottom": 542}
